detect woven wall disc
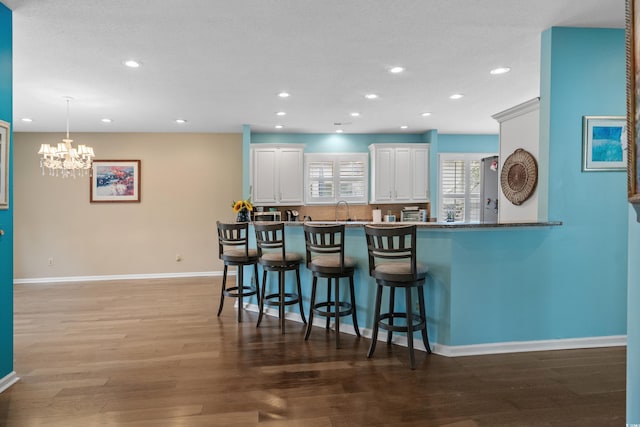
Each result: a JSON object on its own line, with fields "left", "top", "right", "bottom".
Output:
{"left": 500, "top": 148, "right": 538, "bottom": 206}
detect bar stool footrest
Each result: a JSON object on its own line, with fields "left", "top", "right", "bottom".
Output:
{"left": 263, "top": 292, "right": 302, "bottom": 307}
{"left": 377, "top": 312, "right": 426, "bottom": 333}
{"left": 223, "top": 286, "right": 258, "bottom": 298}
{"left": 312, "top": 301, "right": 353, "bottom": 318}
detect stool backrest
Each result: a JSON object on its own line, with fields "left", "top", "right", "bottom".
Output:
{"left": 253, "top": 221, "right": 287, "bottom": 260}
{"left": 216, "top": 221, "right": 251, "bottom": 259}
{"left": 364, "top": 225, "right": 418, "bottom": 277}
{"left": 303, "top": 223, "right": 347, "bottom": 270}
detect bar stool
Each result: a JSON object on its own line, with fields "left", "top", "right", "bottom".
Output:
{"left": 364, "top": 224, "right": 431, "bottom": 369}
{"left": 303, "top": 223, "right": 360, "bottom": 348}
{"left": 253, "top": 222, "right": 307, "bottom": 334}
{"left": 216, "top": 221, "right": 260, "bottom": 322}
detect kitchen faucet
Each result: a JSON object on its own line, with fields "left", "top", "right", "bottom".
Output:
{"left": 335, "top": 200, "right": 350, "bottom": 222}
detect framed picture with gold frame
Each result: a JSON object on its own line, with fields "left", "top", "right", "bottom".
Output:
{"left": 0, "top": 120, "right": 9, "bottom": 210}
{"left": 626, "top": 0, "right": 640, "bottom": 203}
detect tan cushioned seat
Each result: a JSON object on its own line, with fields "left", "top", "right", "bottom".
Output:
{"left": 308, "top": 254, "right": 356, "bottom": 274}
{"left": 372, "top": 261, "right": 428, "bottom": 283}
{"left": 221, "top": 248, "right": 259, "bottom": 263}
{"left": 260, "top": 252, "right": 303, "bottom": 264}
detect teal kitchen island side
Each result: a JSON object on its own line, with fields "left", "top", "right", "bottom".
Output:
{"left": 240, "top": 221, "right": 611, "bottom": 357}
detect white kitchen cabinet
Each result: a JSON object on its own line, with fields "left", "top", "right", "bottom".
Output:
{"left": 250, "top": 144, "right": 304, "bottom": 205}
{"left": 369, "top": 144, "right": 430, "bottom": 204}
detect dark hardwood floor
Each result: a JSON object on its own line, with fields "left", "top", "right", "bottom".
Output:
{"left": 0, "top": 277, "right": 626, "bottom": 426}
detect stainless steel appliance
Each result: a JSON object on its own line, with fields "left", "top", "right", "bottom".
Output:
{"left": 252, "top": 211, "right": 282, "bottom": 222}
{"left": 480, "top": 155, "right": 499, "bottom": 223}
{"left": 285, "top": 209, "right": 299, "bottom": 221}
{"left": 400, "top": 208, "right": 427, "bottom": 222}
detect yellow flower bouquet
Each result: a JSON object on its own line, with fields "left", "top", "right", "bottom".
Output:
{"left": 232, "top": 198, "right": 253, "bottom": 213}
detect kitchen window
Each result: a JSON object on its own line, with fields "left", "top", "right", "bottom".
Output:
{"left": 304, "top": 153, "right": 368, "bottom": 204}
{"left": 438, "top": 153, "right": 494, "bottom": 222}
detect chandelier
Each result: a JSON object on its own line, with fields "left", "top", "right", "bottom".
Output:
{"left": 37, "top": 98, "right": 95, "bottom": 178}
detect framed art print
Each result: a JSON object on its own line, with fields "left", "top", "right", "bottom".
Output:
{"left": 582, "top": 116, "right": 627, "bottom": 172}
{"left": 90, "top": 160, "right": 141, "bottom": 203}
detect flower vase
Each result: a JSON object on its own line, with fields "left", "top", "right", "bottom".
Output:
{"left": 236, "top": 210, "right": 250, "bottom": 223}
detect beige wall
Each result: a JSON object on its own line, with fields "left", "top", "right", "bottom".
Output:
{"left": 14, "top": 132, "right": 242, "bottom": 279}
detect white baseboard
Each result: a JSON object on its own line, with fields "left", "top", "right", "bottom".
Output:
{"left": 243, "top": 304, "right": 627, "bottom": 357}
{"left": 0, "top": 371, "right": 19, "bottom": 394}
{"left": 434, "top": 335, "right": 627, "bottom": 357}
{"left": 14, "top": 271, "right": 225, "bottom": 285}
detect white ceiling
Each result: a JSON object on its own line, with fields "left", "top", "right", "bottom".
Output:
{"left": 3, "top": 0, "right": 626, "bottom": 135}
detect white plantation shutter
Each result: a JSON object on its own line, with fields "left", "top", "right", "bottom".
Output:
{"left": 305, "top": 154, "right": 368, "bottom": 204}
{"left": 338, "top": 159, "right": 366, "bottom": 198}
{"left": 308, "top": 160, "right": 334, "bottom": 201}
{"left": 439, "top": 154, "right": 492, "bottom": 223}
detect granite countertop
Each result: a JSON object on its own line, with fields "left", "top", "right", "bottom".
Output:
{"left": 278, "top": 220, "right": 562, "bottom": 229}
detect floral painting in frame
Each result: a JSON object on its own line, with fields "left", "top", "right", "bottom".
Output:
{"left": 90, "top": 160, "right": 141, "bottom": 203}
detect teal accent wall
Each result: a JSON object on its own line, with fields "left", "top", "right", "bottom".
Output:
{"left": 0, "top": 3, "right": 13, "bottom": 381}
{"left": 251, "top": 132, "right": 427, "bottom": 153}
{"left": 541, "top": 27, "right": 627, "bottom": 340}
{"left": 437, "top": 134, "right": 498, "bottom": 153}
{"left": 629, "top": 207, "right": 640, "bottom": 423}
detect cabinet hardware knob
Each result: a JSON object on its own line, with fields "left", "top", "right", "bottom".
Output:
{"left": 0, "top": 229, "right": 4, "bottom": 236}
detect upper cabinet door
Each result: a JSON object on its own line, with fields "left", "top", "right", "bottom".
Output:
{"left": 369, "top": 143, "right": 430, "bottom": 204}
{"left": 411, "top": 146, "right": 430, "bottom": 201}
{"left": 371, "top": 146, "right": 395, "bottom": 202}
{"left": 393, "top": 147, "right": 412, "bottom": 201}
{"left": 278, "top": 147, "right": 304, "bottom": 204}
{"left": 251, "top": 148, "right": 278, "bottom": 204}
{"left": 250, "top": 145, "right": 304, "bottom": 206}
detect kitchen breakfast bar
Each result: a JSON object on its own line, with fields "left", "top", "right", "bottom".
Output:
{"left": 244, "top": 220, "right": 562, "bottom": 356}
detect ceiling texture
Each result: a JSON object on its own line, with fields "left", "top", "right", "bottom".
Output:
{"left": 3, "top": 0, "right": 626, "bottom": 135}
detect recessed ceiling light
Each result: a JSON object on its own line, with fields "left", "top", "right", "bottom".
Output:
{"left": 276, "top": 111, "right": 286, "bottom": 116}
{"left": 336, "top": 129, "right": 344, "bottom": 133}
{"left": 449, "top": 93, "right": 464, "bottom": 100}
{"left": 175, "top": 119, "right": 187, "bottom": 124}
{"left": 275, "top": 125, "right": 284, "bottom": 129}
{"left": 350, "top": 112, "right": 360, "bottom": 117}
{"left": 421, "top": 112, "right": 432, "bottom": 117}
{"left": 389, "top": 66, "right": 405, "bottom": 74}
{"left": 490, "top": 67, "right": 511, "bottom": 75}
{"left": 400, "top": 125, "right": 409, "bottom": 129}
{"left": 278, "top": 92, "right": 290, "bottom": 98}
{"left": 101, "top": 118, "right": 112, "bottom": 123}
{"left": 21, "top": 117, "right": 32, "bottom": 122}
{"left": 124, "top": 60, "right": 141, "bottom": 68}
{"left": 365, "top": 93, "right": 379, "bottom": 99}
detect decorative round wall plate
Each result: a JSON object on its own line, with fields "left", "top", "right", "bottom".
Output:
{"left": 500, "top": 148, "right": 538, "bottom": 206}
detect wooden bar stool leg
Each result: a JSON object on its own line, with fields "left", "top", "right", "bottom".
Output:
{"left": 405, "top": 288, "right": 415, "bottom": 370}
{"left": 237, "top": 265, "right": 244, "bottom": 322}
{"left": 349, "top": 276, "right": 360, "bottom": 337}
{"left": 418, "top": 285, "right": 431, "bottom": 353}
{"left": 387, "top": 287, "right": 395, "bottom": 345}
{"left": 279, "top": 271, "right": 285, "bottom": 334}
{"left": 367, "top": 283, "right": 383, "bottom": 359}
{"left": 305, "top": 277, "right": 318, "bottom": 341}
{"left": 334, "top": 277, "right": 340, "bottom": 348}
{"left": 218, "top": 265, "right": 228, "bottom": 316}
{"left": 295, "top": 268, "right": 307, "bottom": 324}
{"left": 257, "top": 269, "right": 267, "bottom": 327}
{"left": 325, "top": 278, "right": 332, "bottom": 330}
{"left": 253, "top": 264, "right": 260, "bottom": 305}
